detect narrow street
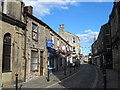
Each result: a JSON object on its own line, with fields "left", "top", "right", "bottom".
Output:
{"left": 46, "top": 64, "right": 97, "bottom": 88}
{"left": 1, "top": 1, "right": 120, "bottom": 89}
{"left": 9, "top": 64, "right": 98, "bottom": 89}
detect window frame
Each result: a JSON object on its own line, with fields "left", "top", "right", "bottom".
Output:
{"left": 73, "top": 47, "right": 75, "bottom": 52}
{"left": 32, "top": 23, "right": 38, "bottom": 41}
{"left": 31, "top": 50, "right": 39, "bottom": 72}
{"left": 2, "top": 33, "right": 11, "bottom": 73}
{"left": 73, "top": 37, "right": 75, "bottom": 43}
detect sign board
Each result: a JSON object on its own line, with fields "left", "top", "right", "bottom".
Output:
{"left": 46, "top": 40, "right": 53, "bottom": 47}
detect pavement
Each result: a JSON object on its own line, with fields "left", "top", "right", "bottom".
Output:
{"left": 3, "top": 65, "right": 81, "bottom": 89}
{"left": 2, "top": 64, "right": 120, "bottom": 89}
{"left": 96, "top": 66, "right": 120, "bottom": 89}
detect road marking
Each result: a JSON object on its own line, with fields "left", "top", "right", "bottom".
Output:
{"left": 92, "top": 66, "right": 98, "bottom": 88}
{"left": 45, "top": 67, "right": 83, "bottom": 88}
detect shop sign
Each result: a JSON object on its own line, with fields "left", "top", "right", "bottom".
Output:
{"left": 46, "top": 40, "right": 53, "bottom": 47}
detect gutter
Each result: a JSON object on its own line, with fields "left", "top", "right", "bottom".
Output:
{"left": 23, "top": 13, "right": 27, "bottom": 82}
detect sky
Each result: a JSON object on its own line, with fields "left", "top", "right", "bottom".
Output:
{"left": 23, "top": 0, "right": 114, "bottom": 55}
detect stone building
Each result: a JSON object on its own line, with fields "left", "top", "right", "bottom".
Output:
{"left": 109, "top": 1, "right": 120, "bottom": 71}
{"left": 91, "top": 23, "right": 112, "bottom": 69}
{"left": 23, "top": 6, "right": 46, "bottom": 81}
{"left": 0, "top": 0, "right": 26, "bottom": 86}
{"left": 45, "top": 25, "right": 71, "bottom": 72}
{"left": 58, "top": 24, "right": 80, "bottom": 66}
{"left": 24, "top": 6, "right": 72, "bottom": 81}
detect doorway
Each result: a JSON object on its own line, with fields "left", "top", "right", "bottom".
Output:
{"left": 40, "top": 51, "right": 44, "bottom": 76}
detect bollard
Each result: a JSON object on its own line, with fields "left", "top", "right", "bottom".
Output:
{"left": 103, "top": 69, "right": 106, "bottom": 90}
{"left": 74, "top": 65, "right": 75, "bottom": 71}
{"left": 47, "top": 68, "right": 50, "bottom": 81}
{"left": 16, "top": 74, "right": 18, "bottom": 90}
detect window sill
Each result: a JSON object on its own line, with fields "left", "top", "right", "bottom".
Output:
{"left": 2, "top": 70, "right": 12, "bottom": 73}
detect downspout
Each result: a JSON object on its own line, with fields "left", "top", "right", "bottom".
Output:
{"left": 23, "top": 13, "right": 27, "bottom": 82}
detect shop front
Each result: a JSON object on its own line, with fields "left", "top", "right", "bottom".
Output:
{"left": 47, "top": 47, "right": 57, "bottom": 72}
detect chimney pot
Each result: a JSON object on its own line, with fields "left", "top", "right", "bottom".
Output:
{"left": 24, "top": 6, "right": 33, "bottom": 15}
{"left": 60, "top": 24, "right": 62, "bottom": 28}
{"left": 62, "top": 24, "right": 64, "bottom": 27}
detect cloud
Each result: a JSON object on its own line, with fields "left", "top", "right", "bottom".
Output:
{"left": 23, "top": 0, "right": 79, "bottom": 17}
{"left": 85, "top": 30, "right": 92, "bottom": 32}
{"left": 61, "top": 6, "right": 69, "bottom": 9}
{"left": 76, "top": 30, "right": 99, "bottom": 44}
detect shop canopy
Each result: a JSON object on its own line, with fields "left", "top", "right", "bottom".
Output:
{"left": 47, "top": 47, "right": 56, "bottom": 55}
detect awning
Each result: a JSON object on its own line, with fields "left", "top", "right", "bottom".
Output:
{"left": 47, "top": 47, "right": 56, "bottom": 55}
{"left": 56, "top": 49, "right": 68, "bottom": 57}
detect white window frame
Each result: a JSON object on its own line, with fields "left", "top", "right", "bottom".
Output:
{"left": 50, "top": 33, "right": 54, "bottom": 43}
{"left": 31, "top": 50, "right": 39, "bottom": 72}
{"left": 32, "top": 23, "right": 38, "bottom": 41}
{"left": 2, "top": 0, "right": 8, "bottom": 14}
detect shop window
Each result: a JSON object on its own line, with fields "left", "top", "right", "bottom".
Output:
{"left": 49, "top": 58, "right": 54, "bottom": 68}
{"left": 32, "top": 23, "right": 38, "bottom": 41}
{"left": 31, "top": 51, "right": 38, "bottom": 72}
{"left": 2, "top": 33, "right": 11, "bottom": 72}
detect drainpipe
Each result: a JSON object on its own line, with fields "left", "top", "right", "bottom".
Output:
{"left": 23, "top": 13, "right": 27, "bottom": 82}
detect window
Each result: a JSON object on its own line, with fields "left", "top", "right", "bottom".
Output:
{"left": 50, "top": 34, "right": 54, "bottom": 43}
{"left": 67, "top": 41, "right": 69, "bottom": 43}
{"left": 31, "top": 51, "right": 38, "bottom": 72}
{"left": 2, "top": 33, "right": 11, "bottom": 72}
{"left": 106, "top": 29, "right": 110, "bottom": 34}
{"left": 73, "top": 37, "right": 75, "bottom": 43}
{"left": 2, "top": 0, "right": 8, "bottom": 14}
{"left": 61, "top": 42, "right": 63, "bottom": 47}
{"left": 106, "top": 45, "right": 110, "bottom": 48}
{"left": 49, "top": 58, "right": 55, "bottom": 68}
{"left": 57, "top": 39, "right": 59, "bottom": 47}
{"left": 32, "top": 23, "right": 38, "bottom": 41}
{"left": 73, "top": 47, "right": 75, "bottom": 52}
{"left": 106, "top": 40, "right": 111, "bottom": 49}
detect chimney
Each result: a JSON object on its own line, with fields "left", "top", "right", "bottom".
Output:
{"left": 59, "top": 24, "right": 64, "bottom": 32}
{"left": 24, "top": 6, "right": 33, "bottom": 15}
{"left": 94, "top": 35, "right": 96, "bottom": 42}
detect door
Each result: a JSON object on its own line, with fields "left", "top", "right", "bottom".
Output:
{"left": 40, "top": 51, "right": 43, "bottom": 76}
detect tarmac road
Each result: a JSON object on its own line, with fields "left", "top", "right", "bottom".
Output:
{"left": 46, "top": 64, "right": 98, "bottom": 88}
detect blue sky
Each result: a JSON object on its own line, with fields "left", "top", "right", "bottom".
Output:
{"left": 23, "top": 0, "right": 114, "bottom": 55}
